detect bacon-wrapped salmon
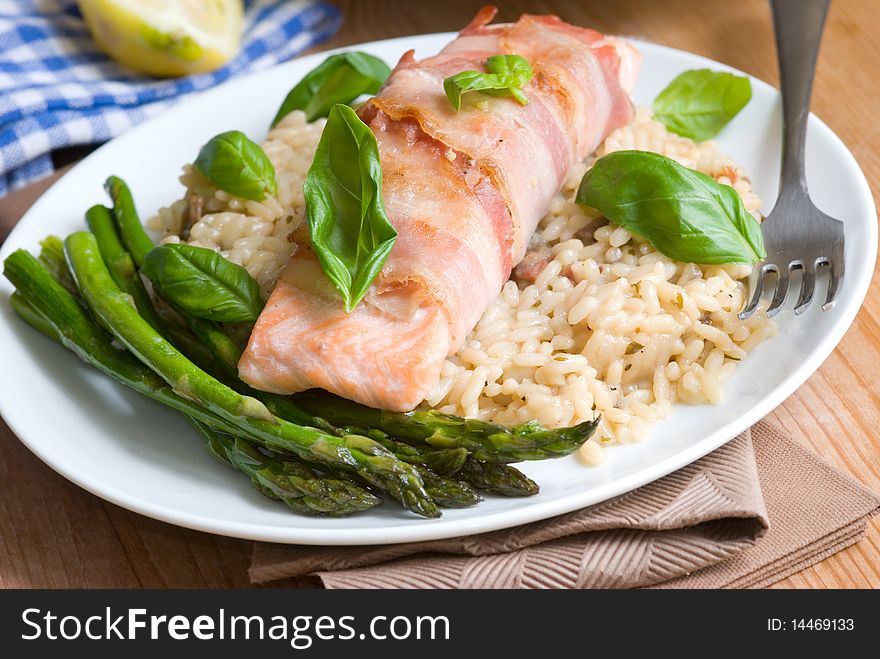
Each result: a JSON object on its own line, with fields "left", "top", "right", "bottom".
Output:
{"left": 238, "top": 7, "right": 641, "bottom": 411}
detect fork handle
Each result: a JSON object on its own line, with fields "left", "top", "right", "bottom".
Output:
{"left": 771, "top": 0, "right": 830, "bottom": 196}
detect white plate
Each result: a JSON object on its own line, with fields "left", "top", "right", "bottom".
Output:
{"left": 0, "top": 34, "right": 875, "bottom": 545}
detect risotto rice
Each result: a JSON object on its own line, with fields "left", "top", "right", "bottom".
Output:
{"left": 147, "top": 107, "right": 776, "bottom": 466}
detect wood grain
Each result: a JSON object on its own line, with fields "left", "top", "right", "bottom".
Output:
{"left": 0, "top": 0, "right": 877, "bottom": 589}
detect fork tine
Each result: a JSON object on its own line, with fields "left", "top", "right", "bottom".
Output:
{"left": 765, "top": 265, "right": 791, "bottom": 318}
{"left": 738, "top": 264, "right": 769, "bottom": 320}
{"left": 793, "top": 261, "right": 817, "bottom": 315}
{"left": 822, "top": 245, "right": 845, "bottom": 311}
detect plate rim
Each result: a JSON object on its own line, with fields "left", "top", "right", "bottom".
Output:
{"left": 0, "top": 32, "right": 876, "bottom": 545}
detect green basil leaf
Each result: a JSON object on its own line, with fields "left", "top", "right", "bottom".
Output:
{"left": 272, "top": 51, "right": 392, "bottom": 125}
{"left": 443, "top": 54, "right": 533, "bottom": 111}
{"left": 194, "top": 130, "right": 277, "bottom": 201}
{"left": 443, "top": 71, "right": 493, "bottom": 111}
{"left": 141, "top": 244, "right": 264, "bottom": 323}
{"left": 303, "top": 104, "right": 397, "bottom": 312}
{"left": 576, "top": 150, "right": 765, "bottom": 264}
{"left": 486, "top": 54, "right": 533, "bottom": 88}
{"left": 653, "top": 69, "right": 752, "bottom": 141}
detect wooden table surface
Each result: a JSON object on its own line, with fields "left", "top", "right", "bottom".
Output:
{"left": 1, "top": 0, "right": 878, "bottom": 589}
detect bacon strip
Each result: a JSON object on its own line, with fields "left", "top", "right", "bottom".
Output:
{"left": 239, "top": 7, "right": 641, "bottom": 411}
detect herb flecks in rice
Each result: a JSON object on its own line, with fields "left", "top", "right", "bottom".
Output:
{"left": 147, "top": 107, "right": 776, "bottom": 465}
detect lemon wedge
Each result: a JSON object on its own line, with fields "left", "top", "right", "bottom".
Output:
{"left": 78, "top": 0, "right": 244, "bottom": 77}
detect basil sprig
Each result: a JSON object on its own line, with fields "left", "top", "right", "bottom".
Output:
{"left": 576, "top": 151, "right": 765, "bottom": 264}
{"left": 653, "top": 69, "right": 752, "bottom": 141}
{"left": 303, "top": 104, "right": 397, "bottom": 312}
{"left": 272, "top": 52, "right": 392, "bottom": 126}
{"left": 194, "top": 130, "right": 277, "bottom": 201}
{"left": 142, "top": 244, "right": 264, "bottom": 323}
{"left": 444, "top": 54, "right": 533, "bottom": 111}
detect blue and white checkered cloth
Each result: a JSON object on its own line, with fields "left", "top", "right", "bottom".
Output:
{"left": 0, "top": 0, "right": 341, "bottom": 197}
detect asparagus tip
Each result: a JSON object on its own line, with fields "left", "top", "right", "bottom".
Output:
{"left": 237, "top": 395, "right": 277, "bottom": 424}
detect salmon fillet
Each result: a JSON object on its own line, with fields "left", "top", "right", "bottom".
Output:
{"left": 239, "top": 6, "right": 641, "bottom": 411}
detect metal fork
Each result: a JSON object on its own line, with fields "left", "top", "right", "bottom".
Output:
{"left": 739, "top": 0, "right": 844, "bottom": 319}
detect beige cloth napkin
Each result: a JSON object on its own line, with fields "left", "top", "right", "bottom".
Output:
{"left": 250, "top": 421, "right": 880, "bottom": 588}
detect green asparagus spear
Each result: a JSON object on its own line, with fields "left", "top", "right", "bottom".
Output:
{"left": 86, "top": 204, "right": 164, "bottom": 330}
{"left": 65, "top": 232, "right": 274, "bottom": 420}
{"left": 56, "top": 233, "right": 438, "bottom": 517}
{"left": 369, "top": 434, "right": 469, "bottom": 476}
{"left": 246, "top": 401, "right": 472, "bottom": 479}
{"left": 18, "top": 279, "right": 378, "bottom": 516}
{"left": 260, "top": 441, "right": 478, "bottom": 509}
{"left": 189, "top": 419, "right": 381, "bottom": 515}
{"left": 185, "top": 315, "right": 244, "bottom": 379}
{"left": 282, "top": 396, "right": 537, "bottom": 498}
{"left": 86, "top": 204, "right": 216, "bottom": 369}
{"left": 106, "top": 175, "right": 153, "bottom": 267}
{"left": 341, "top": 424, "right": 535, "bottom": 497}
{"left": 273, "top": 412, "right": 519, "bottom": 503}
{"left": 110, "top": 211, "right": 388, "bottom": 451}
{"left": 293, "top": 389, "right": 600, "bottom": 463}
{"left": 102, "top": 179, "right": 247, "bottom": 379}
{"left": 88, "top": 203, "right": 216, "bottom": 370}
{"left": 6, "top": 249, "right": 243, "bottom": 435}
{"left": 82, "top": 213, "right": 376, "bottom": 515}
{"left": 6, "top": 251, "right": 386, "bottom": 516}
{"left": 9, "top": 291, "right": 58, "bottom": 340}
{"left": 225, "top": 403, "right": 481, "bottom": 507}
{"left": 414, "top": 466, "right": 481, "bottom": 508}
{"left": 458, "top": 458, "right": 539, "bottom": 497}
{"left": 37, "top": 235, "right": 78, "bottom": 296}
{"left": 245, "top": 412, "right": 481, "bottom": 507}
{"left": 86, "top": 205, "right": 137, "bottom": 286}
{"left": 358, "top": 412, "right": 537, "bottom": 497}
